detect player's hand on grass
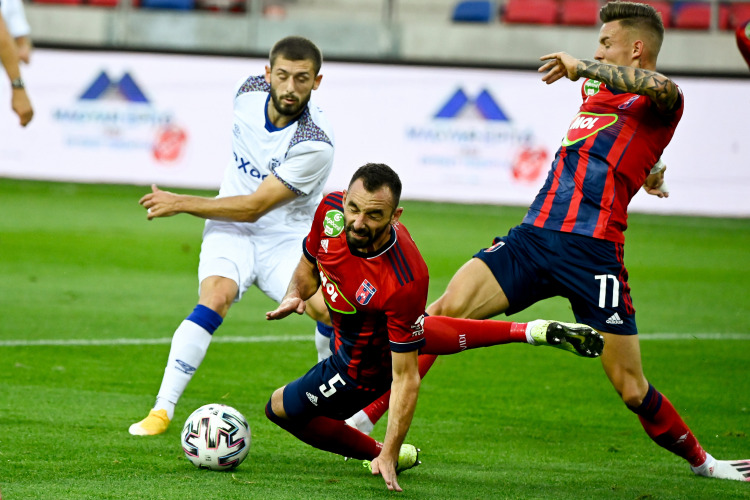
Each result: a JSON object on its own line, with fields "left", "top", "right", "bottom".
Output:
{"left": 139, "top": 184, "right": 181, "bottom": 219}
{"left": 266, "top": 296, "right": 306, "bottom": 320}
{"left": 370, "top": 454, "right": 402, "bottom": 492}
{"left": 539, "top": 52, "right": 581, "bottom": 84}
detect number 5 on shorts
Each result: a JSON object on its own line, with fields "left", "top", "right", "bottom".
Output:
{"left": 319, "top": 373, "right": 346, "bottom": 398}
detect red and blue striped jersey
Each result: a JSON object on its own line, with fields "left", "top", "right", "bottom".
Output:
{"left": 303, "top": 191, "right": 429, "bottom": 387}
{"left": 523, "top": 78, "right": 684, "bottom": 243}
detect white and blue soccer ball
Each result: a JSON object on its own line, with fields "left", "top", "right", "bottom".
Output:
{"left": 181, "top": 403, "right": 251, "bottom": 471}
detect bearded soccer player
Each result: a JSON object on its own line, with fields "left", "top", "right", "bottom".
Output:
{"left": 265, "top": 163, "right": 603, "bottom": 492}
{"left": 129, "top": 36, "right": 335, "bottom": 436}
{"left": 347, "top": 1, "right": 750, "bottom": 482}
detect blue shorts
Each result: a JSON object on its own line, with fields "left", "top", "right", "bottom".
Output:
{"left": 474, "top": 224, "right": 637, "bottom": 335}
{"left": 283, "top": 357, "right": 390, "bottom": 422}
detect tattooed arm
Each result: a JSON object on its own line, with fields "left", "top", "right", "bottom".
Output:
{"left": 538, "top": 52, "right": 680, "bottom": 113}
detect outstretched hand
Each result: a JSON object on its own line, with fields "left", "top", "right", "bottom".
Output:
{"left": 266, "top": 296, "right": 306, "bottom": 320}
{"left": 139, "top": 184, "right": 180, "bottom": 220}
{"left": 539, "top": 52, "right": 581, "bottom": 85}
{"left": 369, "top": 455, "right": 402, "bottom": 492}
{"left": 643, "top": 165, "right": 670, "bottom": 198}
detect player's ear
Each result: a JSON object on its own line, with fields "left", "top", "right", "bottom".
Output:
{"left": 391, "top": 207, "right": 404, "bottom": 224}
{"left": 312, "top": 74, "right": 323, "bottom": 91}
{"left": 632, "top": 39, "right": 644, "bottom": 60}
{"left": 264, "top": 65, "right": 272, "bottom": 84}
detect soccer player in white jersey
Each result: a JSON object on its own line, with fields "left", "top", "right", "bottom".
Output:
{"left": 129, "top": 36, "right": 336, "bottom": 436}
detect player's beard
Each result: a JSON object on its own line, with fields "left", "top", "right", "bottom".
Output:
{"left": 270, "top": 88, "right": 310, "bottom": 117}
{"left": 345, "top": 223, "right": 390, "bottom": 251}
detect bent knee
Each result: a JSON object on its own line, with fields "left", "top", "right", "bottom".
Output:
{"left": 615, "top": 380, "right": 650, "bottom": 409}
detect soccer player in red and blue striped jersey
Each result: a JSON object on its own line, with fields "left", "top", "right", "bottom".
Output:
{"left": 264, "top": 163, "right": 603, "bottom": 491}
{"left": 350, "top": 1, "right": 750, "bottom": 483}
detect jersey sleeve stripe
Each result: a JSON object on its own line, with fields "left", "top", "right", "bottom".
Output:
{"left": 389, "top": 337, "right": 426, "bottom": 353}
{"left": 394, "top": 242, "right": 415, "bottom": 282}
{"left": 387, "top": 250, "right": 406, "bottom": 286}
{"left": 302, "top": 237, "right": 317, "bottom": 263}
{"left": 271, "top": 169, "right": 304, "bottom": 196}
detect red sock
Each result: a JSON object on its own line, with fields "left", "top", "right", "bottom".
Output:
{"left": 629, "top": 384, "right": 707, "bottom": 467}
{"left": 363, "top": 353, "right": 438, "bottom": 424}
{"left": 421, "top": 316, "right": 528, "bottom": 354}
{"left": 266, "top": 402, "right": 382, "bottom": 460}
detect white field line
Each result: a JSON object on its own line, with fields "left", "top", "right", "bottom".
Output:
{"left": 0, "top": 333, "right": 747, "bottom": 347}
{"left": 0, "top": 335, "right": 311, "bottom": 347}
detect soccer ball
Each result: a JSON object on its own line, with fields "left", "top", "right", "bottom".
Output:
{"left": 181, "top": 403, "right": 251, "bottom": 471}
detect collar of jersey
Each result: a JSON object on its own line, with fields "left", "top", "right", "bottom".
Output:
{"left": 347, "top": 226, "right": 397, "bottom": 259}
{"left": 264, "top": 94, "right": 303, "bottom": 132}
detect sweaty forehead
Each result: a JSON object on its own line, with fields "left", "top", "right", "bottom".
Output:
{"left": 346, "top": 180, "right": 395, "bottom": 213}
{"left": 271, "top": 57, "right": 316, "bottom": 76}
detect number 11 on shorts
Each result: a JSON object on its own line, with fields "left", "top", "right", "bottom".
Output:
{"left": 595, "top": 274, "right": 620, "bottom": 308}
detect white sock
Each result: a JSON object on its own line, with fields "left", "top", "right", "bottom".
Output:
{"left": 315, "top": 327, "right": 332, "bottom": 362}
{"left": 691, "top": 453, "right": 715, "bottom": 474}
{"left": 154, "top": 320, "right": 213, "bottom": 420}
{"left": 345, "top": 410, "right": 375, "bottom": 435}
{"left": 524, "top": 320, "right": 542, "bottom": 345}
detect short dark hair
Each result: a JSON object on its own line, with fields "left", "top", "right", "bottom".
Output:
{"left": 348, "top": 163, "right": 402, "bottom": 208}
{"left": 269, "top": 36, "right": 323, "bottom": 75}
{"left": 600, "top": 2, "right": 665, "bottom": 52}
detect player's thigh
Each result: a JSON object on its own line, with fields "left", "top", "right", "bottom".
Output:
{"left": 198, "top": 221, "right": 257, "bottom": 301}
{"left": 283, "top": 360, "right": 388, "bottom": 421}
{"left": 560, "top": 238, "right": 637, "bottom": 335}
{"left": 254, "top": 232, "right": 305, "bottom": 303}
{"left": 427, "top": 258, "right": 510, "bottom": 319}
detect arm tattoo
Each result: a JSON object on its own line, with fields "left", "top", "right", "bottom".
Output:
{"left": 576, "top": 59, "right": 679, "bottom": 112}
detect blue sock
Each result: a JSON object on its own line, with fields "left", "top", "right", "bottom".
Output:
{"left": 316, "top": 321, "right": 334, "bottom": 338}
{"left": 186, "top": 305, "right": 223, "bottom": 335}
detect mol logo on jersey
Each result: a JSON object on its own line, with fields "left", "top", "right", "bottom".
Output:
{"left": 562, "top": 112, "right": 618, "bottom": 147}
{"left": 319, "top": 266, "right": 356, "bottom": 314}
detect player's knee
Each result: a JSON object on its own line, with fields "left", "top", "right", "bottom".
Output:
{"left": 427, "top": 292, "right": 471, "bottom": 318}
{"left": 618, "top": 380, "right": 649, "bottom": 409}
{"left": 265, "top": 388, "right": 299, "bottom": 432}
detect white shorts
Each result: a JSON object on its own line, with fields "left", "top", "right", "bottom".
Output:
{"left": 198, "top": 220, "right": 305, "bottom": 303}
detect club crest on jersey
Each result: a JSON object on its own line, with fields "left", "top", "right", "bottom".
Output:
{"left": 584, "top": 79, "right": 602, "bottom": 96}
{"left": 562, "top": 112, "right": 618, "bottom": 147}
{"left": 323, "top": 210, "right": 345, "bottom": 237}
{"left": 618, "top": 95, "right": 640, "bottom": 110}
{"left": 268, "top": 158, "right": 281, "bottom": 171}
{"left": 356, "top": 279, "right": 377, "bottom": 306}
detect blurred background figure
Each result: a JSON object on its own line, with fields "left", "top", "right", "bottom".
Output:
{"left": 0, "top": 12, "right": 32, "bottom": 126}
{"left": 1, "top": 0, "right": 31, "bottom": 64}
{"left": 737, "top": 20, "right": 750, "bottom": 69}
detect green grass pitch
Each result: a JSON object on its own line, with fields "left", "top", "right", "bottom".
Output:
{"left": 0, "top": 178, "right": 748, "bottom": 499}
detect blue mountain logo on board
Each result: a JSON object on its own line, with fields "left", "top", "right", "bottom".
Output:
{"left": 79, "top": 71, "right": 149, "bottom": 103}
{"left": 434, "top": 88, "right": 509, "bottom": 121}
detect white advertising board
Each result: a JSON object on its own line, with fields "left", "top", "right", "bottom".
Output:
{"left": 1, "top": 48, "right": 748, "bottom": 217}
